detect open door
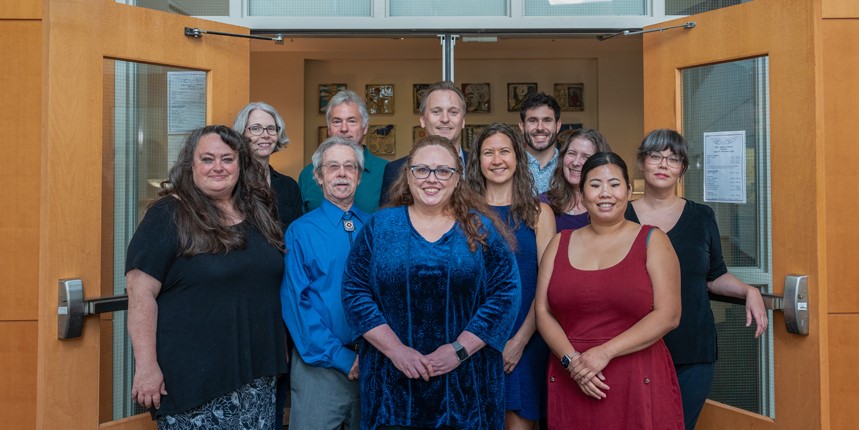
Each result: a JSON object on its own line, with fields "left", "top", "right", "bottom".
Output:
{"left": 643, "top": 1, "right": 823, "bottom": 429}
{"left": 36, "top": 1, "right": 249, "bottom": 428}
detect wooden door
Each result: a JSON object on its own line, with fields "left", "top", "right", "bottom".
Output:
{"left": 643, "top": 0, "right": 824, "bottom": 429}
{"left": 36, "top": 1, "right": 249, "bottom": 428}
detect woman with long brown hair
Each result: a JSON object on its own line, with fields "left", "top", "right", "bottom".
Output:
{"left": 464, "top": 123, "right": 555, "bottom": 429}
{"left": 126, "top": 125, "right": 287, "bottom": 429}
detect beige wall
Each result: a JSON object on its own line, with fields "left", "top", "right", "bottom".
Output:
{"left": 250, "top": 36, "right": 643, "bottom": 177}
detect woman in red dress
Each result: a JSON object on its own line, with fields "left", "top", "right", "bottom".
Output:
{"left": 535, "top": 152, "right": 684, "bottom": 429}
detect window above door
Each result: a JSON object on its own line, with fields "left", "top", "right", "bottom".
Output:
{"left": 117, "top": 0, "right": 753, "bottom": 33}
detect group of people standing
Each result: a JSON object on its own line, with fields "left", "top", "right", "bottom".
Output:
{"left": 125, "top": 81, "right": 769, "bottom": 430}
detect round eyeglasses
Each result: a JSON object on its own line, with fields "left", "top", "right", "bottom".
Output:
{"left": 409, "top": 165, "right": 457, "bottom": 181}
{"left": 247, "top": 124, "right": 281, "bottom": 136}
{"left": 645, "top": 152, "right": 683, "bottom": 168}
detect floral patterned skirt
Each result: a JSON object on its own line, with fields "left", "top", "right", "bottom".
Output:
{"left": 158, "top": 376, "right": 277, "bottom": 430}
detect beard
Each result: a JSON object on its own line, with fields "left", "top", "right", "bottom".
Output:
{"left": 524, "top": 130, "right": 557, "bottom": 152}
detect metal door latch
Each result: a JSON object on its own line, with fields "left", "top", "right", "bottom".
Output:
{"left": 58, "top": 279, "right": 128, "bottom": 340}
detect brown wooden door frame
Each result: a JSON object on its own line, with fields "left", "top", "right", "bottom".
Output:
{"left": 643, "top": 1, "right": 825, "bottom": 429}
{"left": 37, "top": 1, "right": 249, "bottom": 428}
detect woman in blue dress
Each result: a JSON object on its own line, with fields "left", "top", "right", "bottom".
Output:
{"left": 464, "top": 123, "right": 555, "bottom": 429}
{"left": 342, "top": 135, "right": 521, "bottom": 430}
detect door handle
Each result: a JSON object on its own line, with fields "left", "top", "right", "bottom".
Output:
{"left": 57, "top": 278, "right": 128, "bottom": 340}
{"left": 709, "top": 274, "right": 809, "bottom": 336}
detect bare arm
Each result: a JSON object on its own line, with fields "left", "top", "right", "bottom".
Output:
{"left": 536, "top": 233, "right": 611, "bottom": 398}
{"left": 708, "top": 273, "right": 768, "bottom": 337}
{"left": 535, "top": 234, "right": 576, "bottom": 365}
{"left": 571, "top": 228, "right": 681, "bottom": 387}
{"left": 363, "top": 324, "right": 432, "bottom": 381}
{"left": 535, "top": 203, "right": 556, "bottom": 264}
{"left": 126, "top": 269, "right": 167, "bottom": 409}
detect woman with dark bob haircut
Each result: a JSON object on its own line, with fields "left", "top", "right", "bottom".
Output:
{"left": 343, "top": 135, "right": 521, "bottom": 429}
{"left": 126, "top": 125, "right": 288, "bottom": 429}
{"left": 464, "top": 123, "right": 555, "bottom": 429}
{"left": 625, "top": 129, "right": 768, "bottom": 430}
{"left": 536, "top": 151, "right": 684, "bottom": 429}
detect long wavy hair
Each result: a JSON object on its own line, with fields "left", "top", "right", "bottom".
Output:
{"left": 545, "top": 128, "right": 611, "bottom": 216}
{"left": 464, "top": 123, "right": 539, "bottom": 231}
{"left": 386, "top": 135, "right": 514, "bottom": 252}
{"left": 157, "top": 125, "right": 283, "bottom": 256}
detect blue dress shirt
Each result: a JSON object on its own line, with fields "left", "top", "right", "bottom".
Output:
{"left": 281, "top": 198, "right": 369, "bottom": 375}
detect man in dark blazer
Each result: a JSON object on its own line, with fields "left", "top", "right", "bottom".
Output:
{"left": 379, "top": 81, "right": 468, "bottom": 205}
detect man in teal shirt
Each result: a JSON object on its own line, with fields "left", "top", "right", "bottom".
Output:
{"left": 299, "top": 90, "right": 388, "bottom": 213}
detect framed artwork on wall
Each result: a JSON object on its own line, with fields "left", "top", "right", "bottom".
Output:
{"left": 413, "top": 84, "right": 431, "bottom": 113}
{"left": 463, "top": 124, "right": 488, "bottom": 152}
{"left": 366, "top": 84, "right": 395, "bottom": 114}
{"left": 319, "top": 83, "right": 346, "bottom": 113}
{"left": 367, "top": 124, "right": 396, "bottom": 155}
{"left": 554, "top": 83, "right": 584, "bottom": 112}
{"left": 462, "top": 83, "right": 491, "bottom": 113}
{"left": 508, "top": 83, "right": 537, "bottom": 112}
{"left": 413, "top": 125, "right": 429, "bottom": 145}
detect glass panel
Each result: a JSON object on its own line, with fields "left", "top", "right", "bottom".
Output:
{"left": 102, "top": 59, "right": 207, "bottom": 421}
{"left": 524, "top": 0, "right": 646, "bottom": 16}
{"left": 249, "top": 0, "right": 372, "bottom": 17}
{"left": 681, "top": 57, "right": 774, "bottom": 417}
{"left": 116, "top": 0, "right": 229, "bottom": 16}
{"left": 390, "top": 0, "right": 507, "bottom": 16}
{"left": 666, "top": 0, "right": 752, "bottom": 15}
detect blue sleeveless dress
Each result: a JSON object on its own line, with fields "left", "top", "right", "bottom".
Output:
{"left": 493, "top": 205, "right": 549, "bottom": 420}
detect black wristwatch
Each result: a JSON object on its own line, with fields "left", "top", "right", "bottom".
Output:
{"left": 452, "top": 341, "right": 470, "bottom": 362}
{"left": 561, "top": 354, "right": 575, "bottom": 369}
{"left": 561, "top": 354, "right": 572, "bottom": 369}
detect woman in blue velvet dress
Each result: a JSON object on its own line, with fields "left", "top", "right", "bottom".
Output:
{"left": 464, "top": 123, "right": 555, "bottom": 429}
{"left": 342, "top": 135, "right": 521, "bottom": 430}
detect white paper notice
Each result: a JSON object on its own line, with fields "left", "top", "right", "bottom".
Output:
{"left": 167, "top": 71, "right": 206, "bottom": 134}
{"left": 703, "top": 131, "right": 746, "bottom": 204}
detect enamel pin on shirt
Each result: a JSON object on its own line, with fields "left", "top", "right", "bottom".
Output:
{"left": 343, "top": 211, "right": 355, "bottom": 246}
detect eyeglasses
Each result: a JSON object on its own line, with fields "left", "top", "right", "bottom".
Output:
{"left": 322, "top": 162, "right": 358, "bottom": 174}
{"left": 645, "top": 152, "right": 683, "bottom": 168}
{"left": 409, "top": 165, "right": 457, "bottom": 181}
{"left": 247, "top": 124, "right": 281, "bottom": 136}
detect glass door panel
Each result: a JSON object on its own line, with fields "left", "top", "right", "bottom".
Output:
{"left": 680, "top": 56, "right": 774, "bottom": 417}
{"left": 102, "top": 58, "right": 207, "bottom": 421}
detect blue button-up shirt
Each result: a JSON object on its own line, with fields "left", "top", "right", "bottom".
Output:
{"left": 527, "top": 148, "right": 559, "bottom": 194}
{"left": 281, "top": 198, "right": 368, "bottom": 375}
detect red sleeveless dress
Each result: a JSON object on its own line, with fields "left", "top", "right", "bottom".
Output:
{"left": 546, "top": 226, "right": 684, "bottom": 429}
